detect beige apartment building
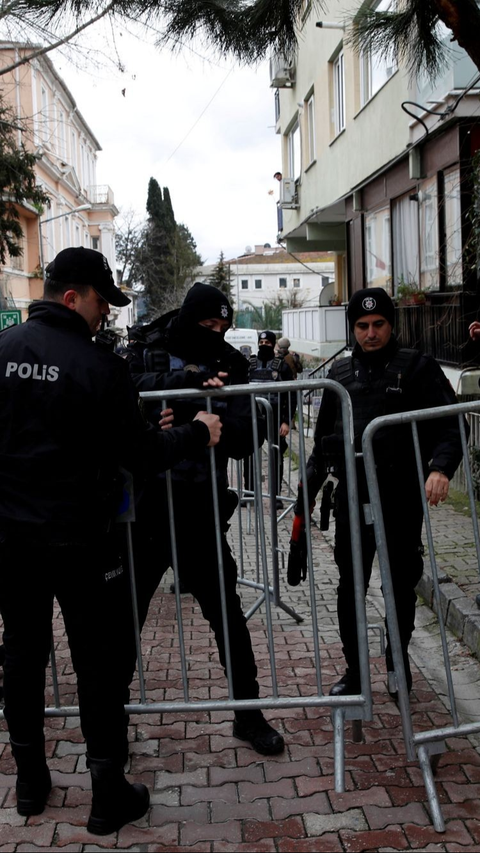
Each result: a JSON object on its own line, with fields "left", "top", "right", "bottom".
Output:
{"left": 0, "top": 42, "right": 133, "bottom": 328}
{"left": 272, "top": 1, "right": 480, "bottom": 382}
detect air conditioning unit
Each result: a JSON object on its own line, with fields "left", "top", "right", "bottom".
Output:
{"left": 279, "top": 178, "right": 298, "bottom": 209}
{"left": 269, "top": 53, "right": 296, "bottom": 88}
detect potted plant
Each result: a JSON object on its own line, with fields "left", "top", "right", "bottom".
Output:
{"left": 396, "top": 277, "right": 426, "bottom": 306}
{"left": 328, "top": 294, "right": 342, "bottom": 306}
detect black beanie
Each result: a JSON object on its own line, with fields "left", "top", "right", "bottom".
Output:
{"left": 178, "top": 282, "right": 233, "bottom": 327}
{"left": 258, "top": 330, "right": 276, "bottom": 347}
{"left": 347, "top": 287, "right": 395, "bottom": 331}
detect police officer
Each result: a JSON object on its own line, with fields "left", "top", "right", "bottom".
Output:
{"left": 0, "top": 248, "right": 220, "bottom": 833}
{"left": 247, "top": 330, "right": 295, "bottom": 509}
{"left": 291, "top": 287, "right": 464, "bottom": 698}
{"left": 126, "top": 283, "right": 284, "bottom": 756}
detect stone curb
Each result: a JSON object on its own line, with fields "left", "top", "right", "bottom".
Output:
{"left": 416, "top": 561, "right": 480, "bottom": 660}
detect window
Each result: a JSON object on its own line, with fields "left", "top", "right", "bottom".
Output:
{"left": 84, "top": 231, "right": 90, "bottom": 247}
{"left": 279, "top": 277, "right": 287, "bottom": 288}
{"left": 306, "top": 94, "right": 315, "bottom": 162}
{"left": 71, "top": 131, "right": 77, "bottom": 169}
{"left": 287, "top": 121, "right": 301, "bottom": 181}
{"left": 255, "top": 279, "right": 262, "bottom": 289}
{"left": 241, "top": 279, "right": 248, "bottom": 290}
{"left": 443, "top": 167, "right": 463, "bottom": 288}
{"left": 360, "top": 0, "right": 396, "bottom": 106}
{"left": 392, "top": 192, "right": 420, "bottom": 293}
{"left": 75, "top": 224, "right": 80, "bottom": 247}
{"left": 293, "top": 277, "right": 301, "bottom": 288}
{"left": 365, "top": 206, "right": 391, "bottom": 292}
{"left": 80, "top": 142, "right": 85, "bottom": 187}
{"left": 63, "top": 214, "right": 70, "bottom": 249}
{"left": 91, "top": 236, "right": 100, "bottom": 251}
{"left": 333, "top": 51, "right": 345, "bottom": 135}
{"left": 419, "top": 176, "right": 439, "bottom": 291}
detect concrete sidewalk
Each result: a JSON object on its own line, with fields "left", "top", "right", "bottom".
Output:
{"left": 2, "top": 434, "right": 480, "bottom": 850}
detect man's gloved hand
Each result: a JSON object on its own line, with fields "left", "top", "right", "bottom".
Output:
{"left": 287, "top": 513, "right": 308, "bottom": 586}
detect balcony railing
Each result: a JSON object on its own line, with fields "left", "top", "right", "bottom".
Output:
{"left": 86, "top": 185, "right": 115, "bottom": 205}
{"left": 395, "top": 291, "right": 480, "bottom": 368}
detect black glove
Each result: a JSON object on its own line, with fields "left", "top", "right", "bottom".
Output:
{"left": 287, "top": 514, "right": 308, "bottom": 586}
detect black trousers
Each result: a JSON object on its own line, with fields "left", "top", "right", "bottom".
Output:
{"left": 0, "top": 527, "right": 133, "bottom": 759}
{"left": 333, "top": 473, "right": 424, "bottom": 673}
{"left": 134, "top": 481, "right": 259, "bottom": 701}
{"left": 244, "top": 435, "right": 288, "bottom": 500}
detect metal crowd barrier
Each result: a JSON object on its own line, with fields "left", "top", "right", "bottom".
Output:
{"left": 362, "top": 399, "right": 480, "bottom": 833}
{"left": 0, "top": 379, "right": 372, "bottom": 797}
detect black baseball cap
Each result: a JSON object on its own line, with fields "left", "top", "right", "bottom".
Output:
{"left": 46, "top": 247, "right": 130, "bottom": 307}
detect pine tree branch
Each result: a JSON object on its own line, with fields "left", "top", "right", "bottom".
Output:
{"left": 0, "top": 1, "right": 116, "bottom": 76}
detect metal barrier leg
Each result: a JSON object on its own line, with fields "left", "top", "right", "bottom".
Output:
{"left": 332, "top": 707, "right": 346, "bottom": 792}
{"left": 351, "top": 720, "right": 363, "bottom": 743}
{"left": 417, "top": 744, "right": 446, "bottom": 833}
{"left": 50, "top": 634, "right": 61, "bottom": 709}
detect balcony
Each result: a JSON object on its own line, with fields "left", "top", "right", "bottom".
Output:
{"left": 86, "top": 185, "right": 115, "bottom": 206}
{"left": 395, "top": 291, "right": 480, "bottom": 369}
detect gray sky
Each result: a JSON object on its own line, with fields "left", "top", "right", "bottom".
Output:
{"left": 52, "top": 25, "right": 281, "bottom": 265}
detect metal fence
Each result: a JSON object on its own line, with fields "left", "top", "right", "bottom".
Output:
{"left": 362, "top": 398, "right": 480, "bottom": 832}
{"left": 0, "top": 380, "right": 374, "bottom": 797}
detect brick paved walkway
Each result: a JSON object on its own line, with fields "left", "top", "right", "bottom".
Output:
{"left": 2, "top": 429, "right": 480, "bottom": 849}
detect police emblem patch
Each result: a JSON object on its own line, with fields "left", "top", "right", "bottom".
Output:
{"left": 362, "top": 296, "right": 376, "bottom": 312}
{"left": 220, "top": 305, "right": 228, "bottom": 318}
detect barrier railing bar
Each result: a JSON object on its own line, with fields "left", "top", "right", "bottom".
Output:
{"left": 411, "top": 420, "right": 459, "bottom": 728}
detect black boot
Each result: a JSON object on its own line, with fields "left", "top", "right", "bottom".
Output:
{"left": 86, "top": 755, "right": 150, "bottom": 836}
{"left": 10, "top": 740, "right": 51, "bottom": 816}
{"left": 329, "top": 669, "right": 361, "bottom": 697}
{"left": 233, "top": 711, "right": 284, "bottom": 755}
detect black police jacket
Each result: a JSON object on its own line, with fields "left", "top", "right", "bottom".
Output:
{"left": 0, "top": 302, "right": 210, "bottom": 534}
{"left": 248, "top": 353, "right": 296, "bottom": 426}
{"left": 305, "top": 336, "right": 465, "bottom": 502}
{"left": 126, "top": 311, "right": 256, "bottom": 483}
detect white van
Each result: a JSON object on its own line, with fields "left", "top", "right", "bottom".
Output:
{"left": 224, "top": 328, "right": 258, "bottom": 359}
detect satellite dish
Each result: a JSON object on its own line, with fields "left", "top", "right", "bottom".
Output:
{"left": 245, "top": 245, "right": 252, "bottom": 254}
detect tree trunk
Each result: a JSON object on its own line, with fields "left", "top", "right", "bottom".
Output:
{"left": 432, "top": 0, "right": 480, "bottom": 74}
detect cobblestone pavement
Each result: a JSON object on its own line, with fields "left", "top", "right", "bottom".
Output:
{"left": 2, "top": 434, "right": 480, "bottom": 850}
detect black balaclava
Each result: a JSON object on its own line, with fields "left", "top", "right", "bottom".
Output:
{"left": 172, "top": 282, "right": 233, "bottom": 363}
{"left": 257, "top": 330, "right": 276, "bottom": 363}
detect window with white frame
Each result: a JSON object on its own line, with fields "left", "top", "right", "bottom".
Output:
{"left": 241, "top": 279, "right": 249, "bottom": 290}
{"left": 333, "top": 51, "right": 345, "bottom": 135}
{"left": 279, "top": 277, "right": 287, "bottom": 289}
{"left": 443, "top": 167, "right": 463, "bottom": 288}
{"left": 254, "top": 279, "right": 262, "bottom": 289}
{"left": 306, "top": 93, "right": 315, "bottom": 163}
{"left": 360, "top": 0, "right": 396, "bottom": 106}
{"left": 293, "top": 277, "right": 301, "bottom": 288}
{"left": 63, "top": 213, "right": 70, "bottom": 249}
{"left": 364, "top": 206, "right": 391, "bottom": 292}
{"left": 75, "top": 224, "right": 80, "bottom": 247}
{"left": 392, "top": 191, "right": 420, "bottom": 293}
{"left": 287, "top": 121, "right": 301, "bottom": 181}
{"left": 91, "top": 236, "right": 100, "bottom": 251}
{"left": 419, "top": 176, "right": 439, "bottom": 291}
{"left": 71, "top": 131, "right": 77, "bottom": 170}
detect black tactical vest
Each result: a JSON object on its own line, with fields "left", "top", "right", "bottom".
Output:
{"left": 323, "top": 348, "right": 420, "bottom": 463}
